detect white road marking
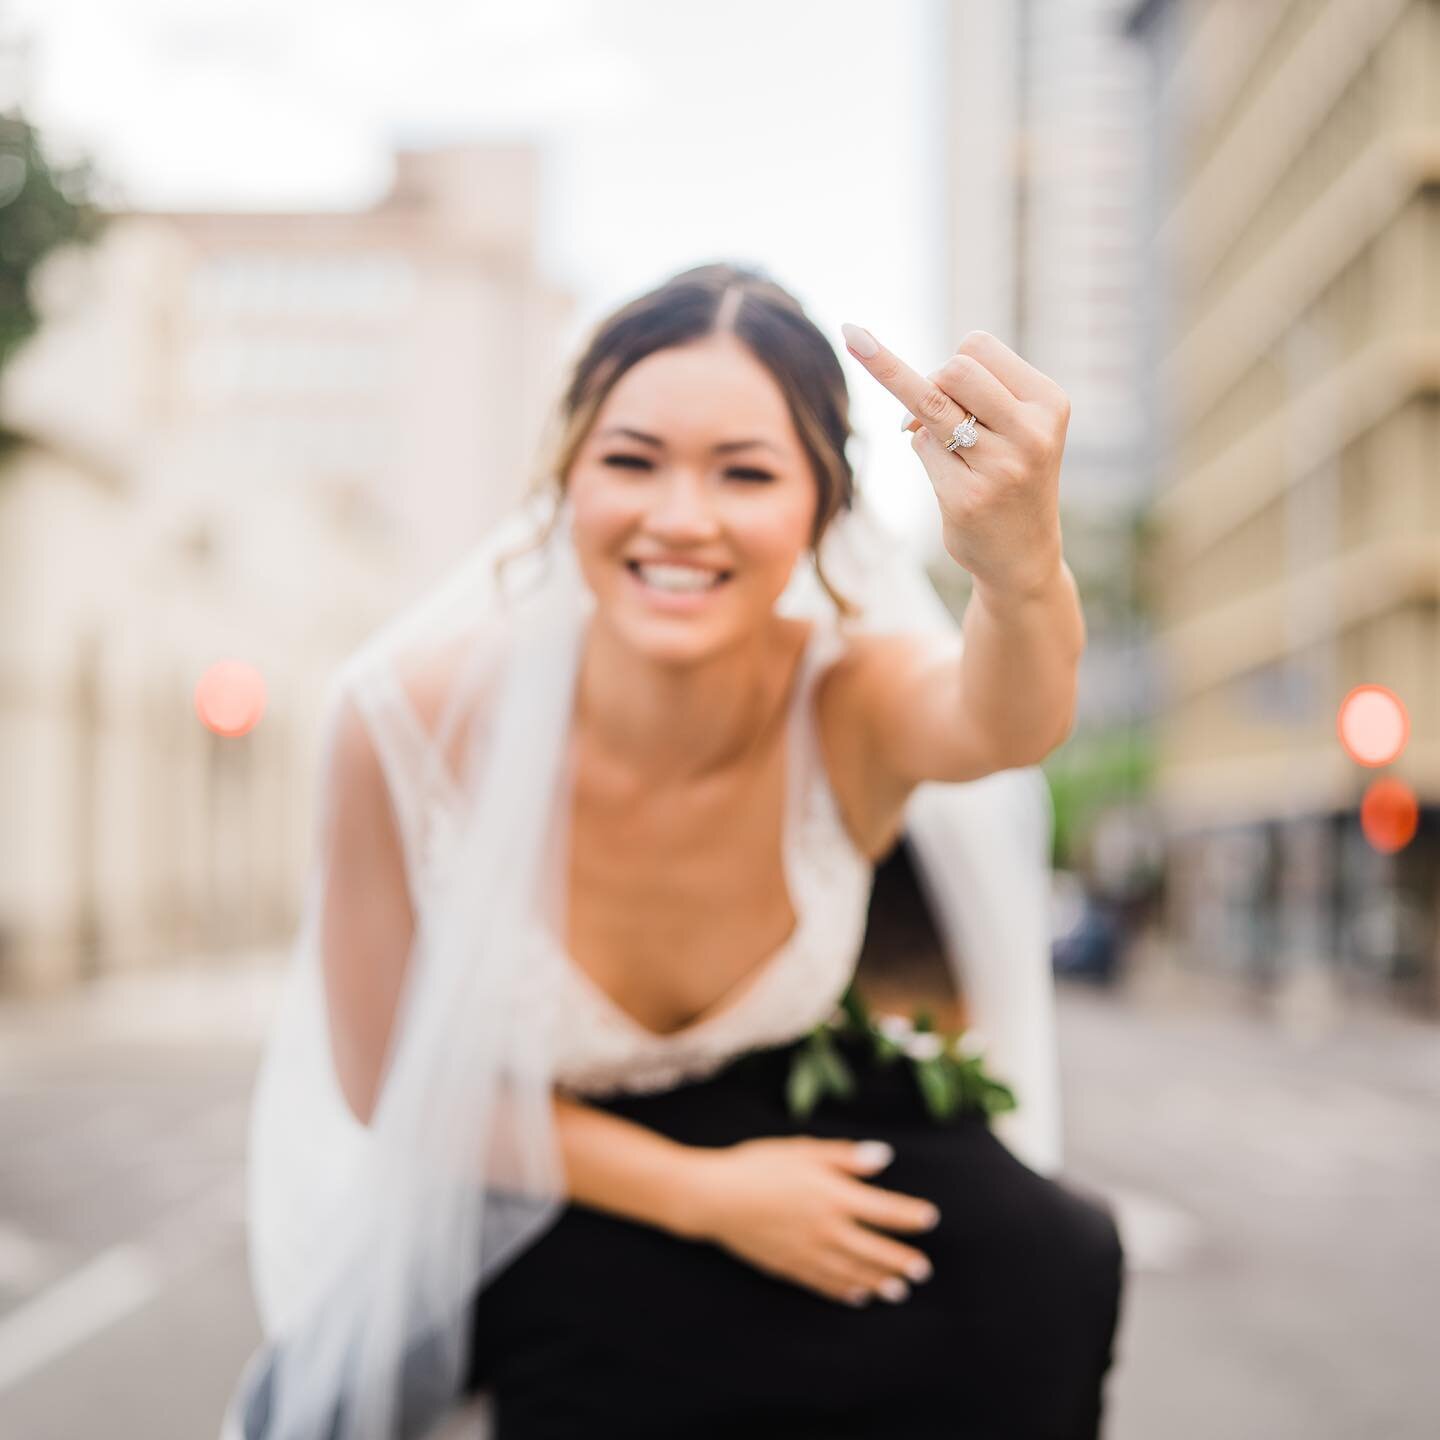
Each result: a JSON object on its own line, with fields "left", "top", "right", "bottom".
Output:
{"left": 0, "top": 1173, "right": 245, "bottom": 1394}
{"left": 0, "top": 1244, "right": 161, "bottom": 1393}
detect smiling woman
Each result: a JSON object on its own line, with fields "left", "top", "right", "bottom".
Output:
{"left": 226, "top": 261, "right": 1118, "bottom": 1440}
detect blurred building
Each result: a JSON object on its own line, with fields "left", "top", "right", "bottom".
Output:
{"left": 939, "top": 0, "right": 1158, "bottom": 890}
{"left": 0, "top": 142, "right": 574, "bottom": 993}
{"left": 1126, "top": 0, "right": 1439, "bottom": 1013}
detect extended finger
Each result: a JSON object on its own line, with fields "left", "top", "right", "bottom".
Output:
{"left": 900, "top": 352, "right": 1025, "bottom": 438}
{"left": 818, "top": 1251, "right": 910, "bottom": 1304}
{"left": 789, "top": 1258, "right": 876, "bottom": 1307}
{"left": 796, "top": 1265, "right": 870, "bottom": 1307}
{"left": 834, "top": 1219, "right": 934, "bottom": 1284}
{"left": 838, "top": 1176, "right": 941, "bottom": 1233}
{"left": 841, "top": 323, "right": 970, "bottom": 443}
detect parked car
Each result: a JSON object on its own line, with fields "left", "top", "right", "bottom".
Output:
{"left": 1051, "top": 893, "right": 1123, "bottom": 984}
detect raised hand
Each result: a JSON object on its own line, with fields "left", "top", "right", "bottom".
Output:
{"left": 840, "top": 324, "right": 1071, "bottom": 600}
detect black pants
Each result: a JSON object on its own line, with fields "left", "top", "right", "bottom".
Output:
{"left": 467, "top": 1029, "right": 1125, "bottom": 1439}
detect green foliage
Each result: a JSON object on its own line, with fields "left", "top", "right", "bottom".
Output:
{"left": 786, "top": 1024, "right": 857, "bottom": 1121}
{"left": 786, "top": 981, "right": 1019, "bottom": 1126}
{"left": 0, "top": 107, "right": 108, "bottom": 450}
{"left": 1044, "top": 725, "right": 1154, "bottom": 868}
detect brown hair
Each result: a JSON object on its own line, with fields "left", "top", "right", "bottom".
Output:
{"left": 495, "top": 260, "right": 861, "bottom": 617}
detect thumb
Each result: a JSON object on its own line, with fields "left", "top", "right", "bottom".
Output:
{"left": 820, "top": 1139, "right": 894, "bottom": 1175}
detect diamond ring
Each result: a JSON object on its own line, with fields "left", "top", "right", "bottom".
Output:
{"left": 945, "top": 414, "right": 978, "bottom": 452}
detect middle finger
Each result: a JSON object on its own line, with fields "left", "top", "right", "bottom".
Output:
{"left": 901, "top": 353, "right": 1028, "bottom": 442}
{"left": 841, "top": 323, "right": 1020, "bottom": 443}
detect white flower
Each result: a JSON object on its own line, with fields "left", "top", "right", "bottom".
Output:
{"left": 876, "top": 1014, "right": 914, "bottom": 1044}
{"left": 952, "top": 1029, "right": 988, "bottom": 1059}
{"left": 902, "top": 1031, "right": 945, "bottom": 1062}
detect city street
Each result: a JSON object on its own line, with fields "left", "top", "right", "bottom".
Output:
{"left": 0, "top": 954, "right": 1436, "bottom": 1438}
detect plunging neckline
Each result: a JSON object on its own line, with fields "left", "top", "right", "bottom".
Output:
{"left": 548, "top": 617, "right": 823, "bottom": 1045}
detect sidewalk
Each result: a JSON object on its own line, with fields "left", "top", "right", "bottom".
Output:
{"left": 0, "top": 950, "right": 288, "bottom": 1068}
{"left": 1089, "top": 926, "right": 1440, "bottom": 1106}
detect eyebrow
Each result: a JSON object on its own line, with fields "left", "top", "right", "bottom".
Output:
{"left": 597, "top": 426, "right": 781, "bottom": 456}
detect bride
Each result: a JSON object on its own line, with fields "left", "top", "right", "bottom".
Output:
{"left": 225, "top": 262, "right": 1124, "bottom": 1439}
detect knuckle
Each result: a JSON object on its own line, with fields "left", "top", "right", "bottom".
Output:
{"left": 997, "top": 453, "right": 1029, "bottom": 486}
{"left": 938, "top": 353, "right": 976, "bottom": 389}
{"left": 944, "top": 490, "right": 978, "bottom": 522}
{"left": 916, "top": 385, "right": 952, "bottom": 422}
{"left": 1015, "top": 419, "right": 1052, "bottom": 463}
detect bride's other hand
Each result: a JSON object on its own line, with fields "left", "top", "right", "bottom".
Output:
{"left": 677, "top": 1136, "right": 939, "bottom": 1307}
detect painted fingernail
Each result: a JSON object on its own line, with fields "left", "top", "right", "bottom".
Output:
{"left": 841, "top": 322, "right": 879, "bottom": 358}
{"left": 878, "top": 1276, "right": 910, "bottom": 1303}
{"left": 846, "top": 1288, "right": 870, "bottom": 1308}
{"left": 899, "top": 410, "right": 916, "bottom": 431}
{"left": 920, "top": 1206, "right": 941, "bottom": 1229}
{"left": 854, "top": 1140, "right": 893, "bottom": 1171}
{"left": 906, "top": 1256, "right": 933, "bottom": 1283}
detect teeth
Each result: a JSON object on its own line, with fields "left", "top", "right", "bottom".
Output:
{"left": 634, "top": 563, "right": 724, "bottom": 593}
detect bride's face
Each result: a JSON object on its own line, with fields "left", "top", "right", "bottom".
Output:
{"left": 566, "top": 333, "right": 819, "bottom": 661}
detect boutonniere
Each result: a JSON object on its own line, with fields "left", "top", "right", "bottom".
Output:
{"left": 786, "top": 981, "right": 1018, "bottom": 1125}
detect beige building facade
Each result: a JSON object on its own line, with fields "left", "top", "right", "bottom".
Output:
{"left": 1126, "top": 0, "right": 1439, "bottom": 1011}
{"left": 0, "top": 143, "right": 575, "bottom": 993}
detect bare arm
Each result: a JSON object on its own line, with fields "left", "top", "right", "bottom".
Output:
{"left": 551, "top": 1090, "right": 709, "bottom": 1238}
{"left": 316, "top": 687, "right": 725, "bottom": 1247}
{"left": 958, "top": 557, "right": 1086, "bottom": 766}
{"left": 552, "top": 1091, "right": 940, "bottom": 1308}
{"left": 318, "top": 691, "right": 418, "bottom": 1128}
{"left": 314, "top": 684, "right": 725, "bottom": 1243}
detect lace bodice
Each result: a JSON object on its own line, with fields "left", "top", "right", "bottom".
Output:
{"left": 416, "top": 616, "right": 876, "bottom": 1097}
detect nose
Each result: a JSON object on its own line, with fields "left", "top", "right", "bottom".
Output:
{"left": 643, "top": 467, "right": 721, "bottom": 539}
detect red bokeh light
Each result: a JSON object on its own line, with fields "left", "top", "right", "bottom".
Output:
{"left": 195, "top": 660, "right": 267, "bottom": 738}
{"left": 1359, "top": 777, "right": 1419, "bottom": 853}
{"left": 1336, "top": 684, "right": 1409, "bottom": 767}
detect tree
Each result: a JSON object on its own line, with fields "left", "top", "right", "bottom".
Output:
{"left": 0, "top": 106, "right": 108, "bottom": 452}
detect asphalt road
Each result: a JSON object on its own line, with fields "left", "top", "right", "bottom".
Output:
{"left": 1, "top": 953, "right": 1436, "bottom": 1438}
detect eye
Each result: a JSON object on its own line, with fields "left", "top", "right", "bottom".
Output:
{"left": 601, "top": 454, "right": 774, "bottom": 483}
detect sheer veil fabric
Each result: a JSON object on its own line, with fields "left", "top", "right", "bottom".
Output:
{"left": 234, "top": 486, "right": 1061, "bottom": 1439}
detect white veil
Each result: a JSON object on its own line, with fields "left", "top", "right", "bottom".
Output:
{"left": 226, "top": 482, "right": 1061, "bottom": 1440}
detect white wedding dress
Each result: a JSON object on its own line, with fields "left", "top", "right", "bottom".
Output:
{"left": 415, "top": 614, "right": 875, "bottom": 1100}
{"left": 227, "top": 493, "right": 1075, "bottom": 1440}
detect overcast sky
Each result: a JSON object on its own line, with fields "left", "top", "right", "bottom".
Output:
{"left": 5, "top": 0, "right": 959, "bottom": 544}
